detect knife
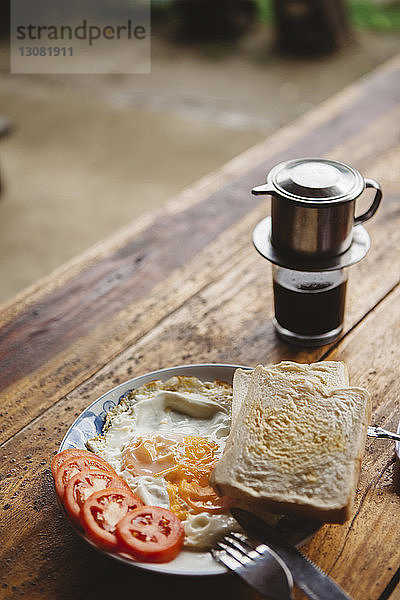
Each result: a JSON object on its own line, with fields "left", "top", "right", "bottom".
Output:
{"left": 231, "top": 508, "right": 353, "bottom": 600}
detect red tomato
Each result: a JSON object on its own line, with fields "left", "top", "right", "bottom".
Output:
{"left": 63, "top": 469, "right": 132, "bottom": 525}
{"left": 116, "top": 506, "right": 184, "bottom": 563}
{"left": 81, "top": 488, "right": 144, "bottom": 551}
{"left": 51, "top": 449, "right": 89, "bottom": 478}
{"left": 54, "top": 454, "right": 118, "bottom": 498}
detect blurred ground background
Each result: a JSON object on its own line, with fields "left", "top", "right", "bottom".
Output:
{"left": 0, "top": 0, "right": 400, "bottom": 304}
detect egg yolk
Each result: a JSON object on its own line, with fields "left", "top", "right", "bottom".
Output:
{"left": 122, "top": 433, "right": 230, "bottom": 520}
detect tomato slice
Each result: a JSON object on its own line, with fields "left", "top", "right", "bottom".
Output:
{"left": 51, "top": 449, "right": 90, "bottom": 478}
{"left": 81, "top": 488, "right": 144, "bottom": 551}
{"left": 63, "top": 469, "right": 132, "bottom": 525}
{"left": 116, "top": 506, "right": 185, "bottom": 563}
{"left": 54, "top": 454, "right": 118, "bottom": 498}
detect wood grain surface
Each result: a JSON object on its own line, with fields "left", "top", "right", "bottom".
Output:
{"left": 1, "top": 55, "right": 400, "bottom": 600}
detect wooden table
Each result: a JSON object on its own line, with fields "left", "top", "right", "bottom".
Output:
{"left": 1, "top": 54, "right": 400, "bottom": 600}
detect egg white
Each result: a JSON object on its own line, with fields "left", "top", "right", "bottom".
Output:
{"left": 87, "top": 375, "right": 239, "bottom": 549}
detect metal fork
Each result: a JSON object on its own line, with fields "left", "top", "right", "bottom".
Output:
{"left": 211, "top": 531, "right": 294, "bottom": 600}
{"left": 368, "top": 425, "right": 400, "bottom": 442}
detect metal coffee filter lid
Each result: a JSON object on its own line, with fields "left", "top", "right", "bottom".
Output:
{"left": 268, "top": 158, "right": 364, "bottom": 204}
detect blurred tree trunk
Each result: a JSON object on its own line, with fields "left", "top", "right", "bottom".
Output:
{"left": 272, "top": 0, "right": 350, "bottom": 55}
{"left": 172, "top": 0, "right": 257, "bottom": 41}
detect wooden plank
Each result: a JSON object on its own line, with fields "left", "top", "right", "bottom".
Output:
{"left": 363, "top": 143, "right": 400, "bottom": 195}
{"left": 328, "top": 104, "right": 400, "bottom": 171}
{"left": 0, "top": 193, "right": 256, "bottom": 392}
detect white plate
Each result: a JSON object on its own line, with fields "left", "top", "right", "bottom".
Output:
{"left": 59, "top": 363, "right": 250, "bottom": 576}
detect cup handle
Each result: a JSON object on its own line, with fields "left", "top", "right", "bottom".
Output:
{"left": 251, "top": 183, "right": 276, "bottom": 196}
{"left": 354, "top": 178, "right": 382, "bottom": 225}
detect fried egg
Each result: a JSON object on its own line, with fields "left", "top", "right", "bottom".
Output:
{"left": 87, "top": 375, "right": 239, "bottom": 549}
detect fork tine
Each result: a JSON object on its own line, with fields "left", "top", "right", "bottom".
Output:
{"left": 210, "top": 547, "right": 243, "bottom": 571}
{"left": 222, "top": 534, "right": 261, "bottom": 561}
{"left": 215, "top": 539, "right": 253, "bottom": 566}
{"left": 228, "top": 531, "right": 272, "bottom": 557}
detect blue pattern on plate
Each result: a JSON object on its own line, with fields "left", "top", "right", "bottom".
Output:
{"left": 60, "top": 389, "right": 133, "bottom": 450}
{"left": 62, "top": 399, "right": 117, "bottom": 450}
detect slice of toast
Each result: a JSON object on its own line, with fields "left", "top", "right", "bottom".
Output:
{"left": 212, "top": 363, "right": 370, "bottom": 523}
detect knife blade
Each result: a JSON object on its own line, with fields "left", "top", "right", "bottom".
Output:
{"left": 231, "top": 508, "right": 353, "bottom": 600}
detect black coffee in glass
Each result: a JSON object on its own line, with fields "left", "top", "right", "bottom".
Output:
{"left": 272, "top": 266, "right": 347, "bottom": 346}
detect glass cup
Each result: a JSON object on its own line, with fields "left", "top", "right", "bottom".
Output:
{"left": 272, "top": 265, "right": 348, "bottom": 347}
